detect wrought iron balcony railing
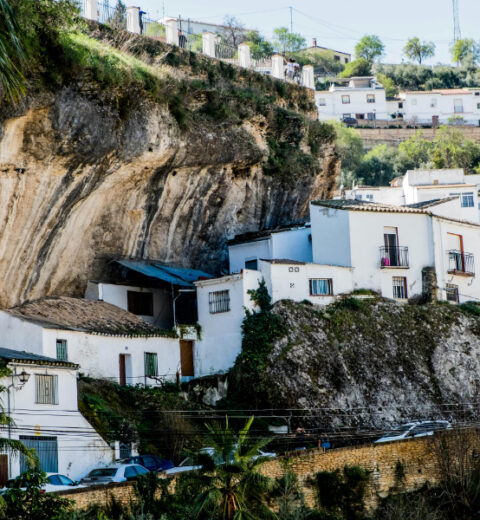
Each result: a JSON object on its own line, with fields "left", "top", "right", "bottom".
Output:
{"left": 380, "top": 246, "right": 409, "bottom": 268}
{"left": 447, "top": 250, "right": 475, "bottom": 276}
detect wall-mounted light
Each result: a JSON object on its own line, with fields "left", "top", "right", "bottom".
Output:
{"left": 18, "top": 370, "right": 30, "bottom": 385}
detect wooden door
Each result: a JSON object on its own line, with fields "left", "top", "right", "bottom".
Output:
{"left": 0, "top": 455, "right": 8, "bottom": 486}
{"left": 119, "top": 355, "right": 126, "bottom": 386}
{"left": 180, "top": 341, "right": 194, "bottom": 377}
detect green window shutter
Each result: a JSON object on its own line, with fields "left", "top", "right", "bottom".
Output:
{"left": 35, "top": 375, "right": 58, "bottom": 405}
{"left": 56, "top": 340, "right": 67, "bottom": 361}
{"left": 145, "top": 353, "right": 158, "bottom": 377}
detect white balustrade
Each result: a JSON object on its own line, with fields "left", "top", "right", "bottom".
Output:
{"left": 202, "top": 32, "right": 217, "bottom": 58}
{"left": 238, "top": 43, "right": 251, "bottom": 68}
{"left": 165, "top": 18, "right": 179, "bottom": 45}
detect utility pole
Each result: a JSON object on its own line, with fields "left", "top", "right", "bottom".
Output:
{"left": 289, "top": 6, "right": 293, "bottom": 33}
{"left": 452, "top": 0, "right": 461, "bottom": 43}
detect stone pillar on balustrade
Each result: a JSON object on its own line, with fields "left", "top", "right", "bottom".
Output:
{"left": 165, "top": 18, "right": 179, "bottom": 46}
{"left": 238, "top": 43, "right": 251, "bottom": 68}
{"left": 202, "top": 32, "right": 217, "bottom": 58}
{"left": 302, "top": 65, "right": 315, "bottom": 90}
{"left": 126, "top": 6, "right": 141, "bottom": 34}
{"left": 271, "top": 54, "right": 285, "bottom": 80}
{"left": 84, "top": 0, "right": 98, "bottom": 21}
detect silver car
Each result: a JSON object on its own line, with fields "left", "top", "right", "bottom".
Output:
{"left": 80, "top": 464, "right": 149, "bottom": 485}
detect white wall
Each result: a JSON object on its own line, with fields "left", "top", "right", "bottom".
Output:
{"left": 404, "top": 169, "right": 465, "bottom": 187}
{"left": 194, "top": 271, "right": 261, "bottom": 377}
{"left": 432, "top": 217, "right": 480, "bottom": 303}
{"left": 316, "top": 87, "right": 388, "bottom": 121}
{"left": 85, "top": 282, "right": 173, "bottom": 328}
{"left": 260, "top": 261, "right": 353, "bottom": 305}
{"left": 348, "top": 211, "right": 434, "bottom": 298}
{"left": 401, "top": 91, "right": 480, "bottom": 125}
{"left": 345, "top": 187, "right": 404, "bottom": 205}
{"left": 1, "top": 363, "right": 113, "bottom": 480}
{"left": 0, "top": 313, "right": 44, "bottom": 354}
{"left": 310, "top": 204, "right": 352, "bottom": 266}
{"left": 40, "top": 329, "right": 181, "bottom": 385}
{"left": 228, "top": 227, "right": 312, "bottom": 273}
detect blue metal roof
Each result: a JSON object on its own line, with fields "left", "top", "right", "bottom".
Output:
{"left": 0, "top": 348, "right": 78, "bottom": 367}
{"left": 115, "top": 260, "right": 213, "bottom": 287}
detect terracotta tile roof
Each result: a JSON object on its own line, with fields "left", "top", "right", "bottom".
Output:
{"left": 7, "top": 297, "right": 175, "bottom": 337}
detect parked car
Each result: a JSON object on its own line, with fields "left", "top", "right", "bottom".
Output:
{"left": 375, "top": 421, "right": 451, "bottom": 443}
{"left": 118, "top": 455, "right": 174, "bottom": 473}
{"left": 2, "top": 472, "right": 83, "bottom": 494}
{"left": 80, "top": 464, "right": 149, "bottom": 485}
{"left": 165, "top": 447, "right": 276, "bottom": 475}
{"left": 342, "top": 116, "right": 358, "bottom": 127}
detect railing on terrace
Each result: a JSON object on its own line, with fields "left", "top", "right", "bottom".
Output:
{"left": 448, "top": 250, "right": 475, "bottom": 276}
{"left": 379, "top": 246, "right": 409, "bottom": 268}
{"left": 77, "top": 0, "right": 316, "bottom": 90}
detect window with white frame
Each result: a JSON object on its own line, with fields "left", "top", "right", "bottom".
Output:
{"left": 366, "top": 194, "right": 374, "bottom": 201}
{"left": 461, "top": 192, "right": 474, "bottom": 207}
{"left": 446, "top": 284, "right": 459, "bottom": 303}
{"left": 144, "top": 353, "right": 158, "bottom": 377}
{"left": 209, "top": 290, "right": 230, "bottom": 314}
{"left": 392, "top": 277, "right": 408, "bottom": 299}
{"left": 56, "top": 339, "right": 67, "bottom": 361}
{"left": 355, "top": 194, "right": 363, "bottom": 200}
{"left": 309, "top": 279, "right": 333, "bottom": 296}
{"left": 318, "top": 98, "right": 326, "bottom": 106}
{"left": 367, "top": 113, "right": 376, "bottom": 120}
{"left": 35, "top": 375, "right": 58, "bottom": 405}
{"left": 341, "top": 95, "right": 350, "bottom": 104}
{"left": 454, "top": 99, "right": 464, "bottom": 113}
{"left": 366, "top": 94, "right": 375, "bottom": 103}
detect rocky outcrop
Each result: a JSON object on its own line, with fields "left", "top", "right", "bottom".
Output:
{"left": 0, "top": 31, "right": 338, "bottom": 307}
{"left": 253, "top": 299, "right": 480, "bottom": 430}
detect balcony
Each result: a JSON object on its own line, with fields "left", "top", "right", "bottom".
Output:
{"left": 380, "top": 246, "right": 409, "bottom": 268}
{"left": 447, "top": 250, "right": 475, "bottom": 276}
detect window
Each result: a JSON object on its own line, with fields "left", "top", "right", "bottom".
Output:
{"left": 454, "top": 99, "right": 463, "bottom": 113}
{"left": 309, "top": 279, "right": 333, "bottom": 296}
{"left": 366, "top": 94, "right": 375, "bottom": 103}
{"left": 209, "top": 290, "right": 230, "bottom": 313}
{"left": 127, "top": 291, "right": 153, "bottom": 316}
{"left": 355, "top": 194, "right": 363, "bottom": 200}
{"left": 476, "top": 92, "right": 480, "bottom": 96}
{"left": 392, "top": 277, "right": 408, "bottom": 299}
{"left": 367, "top": 112, "right": 376, "bottom": 120}
{"left": 341, "top": 95, "right": 350, "bottom": 104}
{"left": 144, "top": 353, "right": 158, "bottom": 377}
{"left": 345, "top": 58, "right": 349, "bottom": 63}
{"left": 342, "top": 113, "right": 351, "bottom": 119}
{"left": 398, "top": 102, "right": 403, "bottom": 109}
{"left": 446, "top": 284, "right": 459, "bottom": 303}
{"left": 56, "top": 339, "right": 67, "bottom": 361}
{"left": 35, "top": 375, "right": 58, "bottom": 405}
{"left": 477, "top": 103, "right": 480, "bottom": 110}
{"left": 318, "top": 98, "right": 326, "bottom": 106}
{"left": 245, "top": 259, "right": 258, "bottom": 270}
{"left": 461, "top": 192, "right": 474, "bottom": 207}
{"left": 334, "top": 55, "right": 340, "bottom": 61}
{"left": 124, "top": 466, "right": 138, "bottom": 479}
{"left": 366, "top": 194, "right": 374, "bottom": 201}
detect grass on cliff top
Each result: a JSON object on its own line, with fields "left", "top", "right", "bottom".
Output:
{"left": 62, "top": 32, "right": 173, "bottom": 94}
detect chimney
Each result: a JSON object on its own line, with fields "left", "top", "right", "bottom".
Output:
{"left": 313, "top": 38, "right": 317, "bottom": 47}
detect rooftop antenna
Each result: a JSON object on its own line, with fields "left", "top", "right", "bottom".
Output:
{"left": 452, "top": 0, "right": 461, "bottom": 43}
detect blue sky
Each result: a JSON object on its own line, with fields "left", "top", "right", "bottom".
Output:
{"left": 138, "top": 0, "right": 479, "bottom": 65}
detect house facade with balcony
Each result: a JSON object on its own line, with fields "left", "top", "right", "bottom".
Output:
{"left": 192, "top": 197, "right": 480, "bottom": 375}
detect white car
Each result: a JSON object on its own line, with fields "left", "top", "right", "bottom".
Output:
{"left": 44, "top": 473, "right": 84, "bottom": 493}
{"left": 165, "top": 448, "right": 276, "bottom": 475}
{"left": 375, "top": 420, "right": 451, "bottom": 443}
{"left": 80, "top": 464, "right": 149, "bottom": 485}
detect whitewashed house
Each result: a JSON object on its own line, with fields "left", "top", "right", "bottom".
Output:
{"left": 0, "top": 348, "right": 113, "bottom": 482}
{"left": 345, "top": 169, "right": 480, "bottom": 223}
{"left": 316, "top": 77, "right": 389, "bottom": 122}
{"left": 400, "top": 88, "right": 480, "bottom": 126}
{"left": 0, "top": 297, "right": 183, "bottom": 386}
{"left": 193, "top": 192, "right": 480, "bottom": 375}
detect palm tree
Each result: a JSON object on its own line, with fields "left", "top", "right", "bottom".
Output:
{"left": 0, "top": 0, "right": 26, "bottom": 102}
{"left": 192, "top": 417, "right": 276, "bottom": 520}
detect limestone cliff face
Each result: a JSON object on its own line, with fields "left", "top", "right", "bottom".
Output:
{"left": 0, "top": 86, "right": 337, "bottom": 307}
{"left": 252, "top": 299, "right": 480, "bottom": 430}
